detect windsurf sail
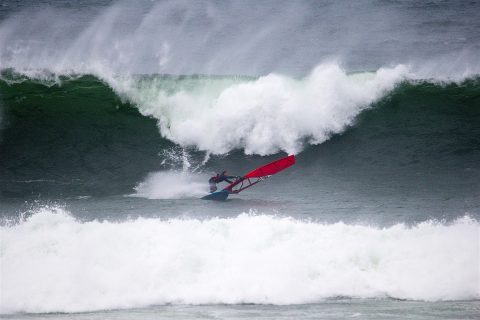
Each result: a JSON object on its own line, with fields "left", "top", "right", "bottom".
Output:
{"left": 224, "top": 155, "right": 295, "bottom": 194}
{"left": 244, "top": 154, "right": 295, "bottom": 178}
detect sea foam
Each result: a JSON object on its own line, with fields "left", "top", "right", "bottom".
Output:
{"left": 1, "top": 207, "right": 478, "bottom": 314}
{"left": 108, "top": 64, "right": 408, "bottom": 155}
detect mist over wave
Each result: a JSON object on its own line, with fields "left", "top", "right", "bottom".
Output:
{"left": 1, "top": 207, "right": 478, "bottom": 314}
{"left": 1, "top": 0, "right": 479, "bottom": 77}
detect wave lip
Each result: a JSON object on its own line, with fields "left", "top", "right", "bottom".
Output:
{"left": 1, "top": 208, "right": 479, "bottom": 314}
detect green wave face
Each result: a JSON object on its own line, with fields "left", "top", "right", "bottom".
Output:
{"left": 0, "top": 74, "right": 167, "bottom": 197}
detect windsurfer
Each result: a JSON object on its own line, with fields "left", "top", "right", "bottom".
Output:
{"left": 209, "top": 171, "right": 240, "bottom": 193}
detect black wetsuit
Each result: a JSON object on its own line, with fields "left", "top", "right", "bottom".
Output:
{"left": 209, "top": 173, "right": 238, "bottom": 192}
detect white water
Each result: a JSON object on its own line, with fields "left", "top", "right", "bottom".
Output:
{"left": 108, "top": 64, "right": 409, "bottom": 155}
{"left": 1, "top": 207, "right": 479, "bottom": 314}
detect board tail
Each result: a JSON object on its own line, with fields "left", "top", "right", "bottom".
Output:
{"left": 201, "top": 190, "right": 230, "bottom": 201}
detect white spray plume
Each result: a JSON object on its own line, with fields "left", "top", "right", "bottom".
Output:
{"left": 132, "top": 171, "right": 207, "bottom": 199}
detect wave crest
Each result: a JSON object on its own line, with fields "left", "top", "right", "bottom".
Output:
{"left": 109, "top": 64, "right": 408, "bottom": 155}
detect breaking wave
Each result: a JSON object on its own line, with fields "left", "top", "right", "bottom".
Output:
{"left": 109, "top": 64, "right": 408, "bottom": 155}
{"left": 1, "top": 68, "right": 480, "bottom": 198}
{"left": 1, "top": 207, "right": 478, "bottom": 314}
{"left": 1, "top": 63, "right": 409, "bottom": 155}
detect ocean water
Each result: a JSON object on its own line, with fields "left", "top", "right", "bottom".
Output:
{"left": 0, "top": 1, "right": 479, "bottom": 319}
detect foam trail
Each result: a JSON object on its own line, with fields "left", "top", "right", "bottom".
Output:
{"left": 132, "top": 171, "right": 208, "bottom": 199}
{"left": 1, "top": 208, "right": 478, "bottom": 314}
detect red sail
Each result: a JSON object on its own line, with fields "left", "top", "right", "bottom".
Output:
{"left": 223, "top": 154, "right": 295, "bottom": 194}
{"left": 244, "top": 155, "right": 295, "bottom": 178}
